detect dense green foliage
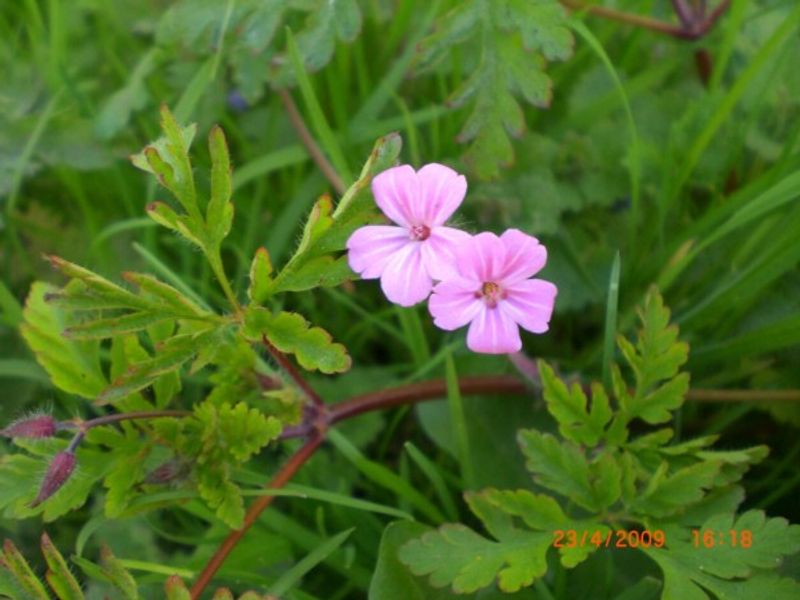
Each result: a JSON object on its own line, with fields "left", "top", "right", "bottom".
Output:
{"left": 2, "top": 1, "right": 800, "bottom": 599}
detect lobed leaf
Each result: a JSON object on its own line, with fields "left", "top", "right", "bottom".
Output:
{"left": 41, "top": 533, "right": 83, "bottom": 600}
{"left": 415, "top": 0, "right": 572, "bottom": 178}
{"left": 244, "top": 307, "right": 351, "bottom": 373}
{"left": 539, "top": 360, "right": 611, "bottom": 446}
{"left": 644, "top": 511, "right": 800, "bottom": 600}
{"left": 20, "top": 282, "right": 107, "bottom": 399}
{"left": 266, "top": 132, "right": 401, "bottom": 296}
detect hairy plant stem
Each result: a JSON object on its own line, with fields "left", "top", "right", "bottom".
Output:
{"left": 561, "top": 0, "right": 731, "bottom": 40}
{"left": 278, "top": 87, "right": 346, "bottom": 195}
{"left": 77, "top": 410, "right": 191, "bottom": 431}
{"left": 262, "top": 335, "right": 325, "bottom": 407}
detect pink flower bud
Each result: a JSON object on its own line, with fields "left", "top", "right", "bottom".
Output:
{"left": 1, "top": 414, "right": 58, "bottom": 439}
{"left": 31, "top": 451, "right": 76, "bottom": 507}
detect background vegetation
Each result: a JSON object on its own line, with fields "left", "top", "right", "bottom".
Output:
{"left": 1, "top": 0, "right": 799, "bottom": 598}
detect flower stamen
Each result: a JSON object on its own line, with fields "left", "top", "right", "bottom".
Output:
{"left": 477, "top": 281, "right": 504, "bottom": 308}
{"left": 409, "top": 224, "right": 431, "bottom": 241}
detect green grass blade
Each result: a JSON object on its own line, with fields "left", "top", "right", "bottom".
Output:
{"left": 404, "top": 441, "right": 459, "bottom": 521}
{"left": 269, "top": 528, "right": 354, "bottom": 596}
{"left": 445, "top": 350, "right": 474, "bottom": 489}
{"left": 327, "top": 429, "right": 445, "bottom": 523}
{"left": 285, "top": 27, "right": 353, "bottom": 184}
{"left": 571, "top": 21, "right": 641, "bottom": 246}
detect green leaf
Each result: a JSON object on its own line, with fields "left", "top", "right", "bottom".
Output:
{"left": 63, "top": 311, "right": 174, "bottom": 340}
{"left": 164, "top": 575, "right": 191, "bottom": 600}
{"left": 195, "top": 401, "right": 281, "bottom": 464}
{"left": 267, "top": 132, "right": 401, "bottom": 296}
{"left": 207, "top": 125, "right": 234, "bottom": 246}
{"left": 145, "top": 201, "right": 204, "bottom": 247}
{"left": 40, "top": 533, "right": 83, "bottom": 600}
{"left": 247, "top": 247, "right": 274, "bottom": 303}
{"left": 617, "top": 287, "right": 690, "bottom": 424}
{"left": 0, "top": 539, "right": 50, "bottom": 600}
{"left": 131, "top": 105, "right": 200, "bottom": 222}
{"left": 274, "top": 0, "right": 362, "bottom": 83}
{"left": 370, "top": 521, "right": 456, "bottom": 600}
{"left": 244, "top": 307, "right": 351, "bottom": 374}
{"left": 517, "top": 430, "right": 622, "bottom": 512}
{"left": 98, "top": 544, "right": 139, "bottom": 599}
{"left": 20, "top": 282, "right": 107, "bottom": 398}
{"left": 539, "top": 361, "right": 611, "bottom": 446}
{"left": 629, "top": 460, "right": 721, "bottom": 518}
{"left": 191, "top": 400, "right": 282, "bottom": 528}
{"left": 399, "top": 523, "right": 549, "bottom": 594}
{"left": 95, "top": 49, "right": 161, "bottom": 139}
{"left": 416, "top": 0, "right": 572, "bottom": 178}
{"left": 98, "top": 328, "right": 217, "bottom": 404}
{"left": 644, "top": 511, "right": 800, "bottom": 600}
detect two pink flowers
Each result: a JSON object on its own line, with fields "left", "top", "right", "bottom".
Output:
{"left": 346, "top": 163, "right": 557, "bottom": 354}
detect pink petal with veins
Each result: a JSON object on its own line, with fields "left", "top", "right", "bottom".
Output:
{"left": 466, "top": 306, "right": 522, "bottom": 354}
{"left": 416, "top": 163, "right": 468, "bottom": 225}
{"left": 421, "top": 226, "right": 472, "bottom": 281}
{"left": 455, "top": 232, "right": 507, "bottom": 282}
{"left": 499, "top": 229, "right": 548, "bottom": 284}
{"left": 347, "top": 225, "right": 411, "bottom": 279}
{"left": 501, "top": 279, "right": 558, "bottom": 334}
{"left": 429, "top": 278, "right": 482, "bottom": 330}
{"left": 371, "top": 165, "right": 419, "bottom": 227}
{"left": 380, "top": 243, "right": 432, "bottom": 306}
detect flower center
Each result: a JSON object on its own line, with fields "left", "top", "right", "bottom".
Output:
{"left": 477, "top": 281, "right": 504, "bottom": 308}
{"left": 409, "top": 224, "right": 431, "bottom": 241}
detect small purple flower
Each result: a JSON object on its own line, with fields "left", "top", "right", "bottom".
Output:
{"left": 31, "top": 451, "right": 76, "bottom": 508}
{"left": 429, "top": 229, "right": 557, "bottom": 354}
{"left": 1, "top": 414, "right": 58, "bottom": 439}
{"left": 347, "top": 163, "right": 471, "bottom": 306}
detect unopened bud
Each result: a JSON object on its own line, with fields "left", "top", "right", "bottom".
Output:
{"left": 31, "top": 451, "right": 76, "bottom": 507}
{"left": 144, "top": 458, "right": 190, "bottom": 485}
{"left": 1, "top": 414, "right": 58, "bottom": 439}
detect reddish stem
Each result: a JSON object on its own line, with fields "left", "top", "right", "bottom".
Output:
{"left": 262, "top": 335, "right": 324, "bottom": 408}
{"left": 561, "top": 0, "right": 731, "bottom": 40}
{"left": 189, "top": 433, "right": 324, "bottom": 599}
{"left": 329, "top": 375, "right": 528, "bottom": 425}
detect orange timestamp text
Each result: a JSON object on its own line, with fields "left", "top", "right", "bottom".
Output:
{"left": 552, "top": 529, "right": 666, "bottom": 549}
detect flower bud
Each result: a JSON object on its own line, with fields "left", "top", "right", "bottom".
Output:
{"left": 144, "top": 458, "right": 190, "bottom": 485}
{"left": 31, "top": 451, "right": 76, "bottom": 507}
{"left": 1, "top": 414, "right": 58, "bottom": 439}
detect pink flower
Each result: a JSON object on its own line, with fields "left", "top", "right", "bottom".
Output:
{"left": 429, "top": 230, "right": 557, "bottom": 354}
{"left": 347, "top": 164, "right": 471, "bottom": 306}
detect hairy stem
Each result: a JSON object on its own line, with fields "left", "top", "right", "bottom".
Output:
{"left": 206, "top": 250, "right": 242, "bottom": 317}
{"left": 278, "top": 87, "right": 345, "bottom": 195}
{"left": 262, "top": 335, "right": 325, "bottom": 407}
{"left": 79, "top": 410, "right": 191, "bottom": 431}
{"left": 189, "top": 433, "right": 324, "bottom": 599}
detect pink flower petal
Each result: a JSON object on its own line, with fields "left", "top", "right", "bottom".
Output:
{"left": 347, "top": 225, "right": 411, "bottom": 279}
{"left": 501, "top": 279, "right": 558, "bottom": 334}
{"left": 371, "top": 165, "right": 419, "bottom": 227}
{"left": 421, "top": 226, "right": 472, "bottom": 280}
{"left": 456, "top": 232, "right": 507, "bottom": 282}
{"left": 466, "top": 306, "right": 522, "bottom": 354}
{"left": 498, "top": 229, "right": 548, "bottom": 284}
{"left": 429, "top": 279, "right": 482, "bottom": 330}
{"left": 416, "top": 163, "right": 468, "bottom": 225}
{"left": 380, "top": 243, "right": 432, "bottom": 306}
